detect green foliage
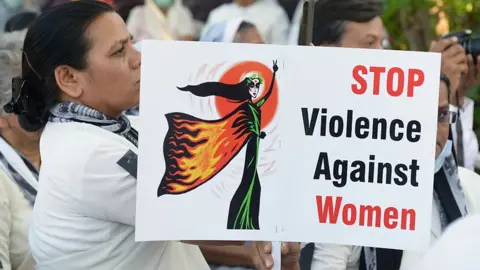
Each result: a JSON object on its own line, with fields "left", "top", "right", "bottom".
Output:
{"left": 383, "top": 0, "right": 480, "bottom": 138}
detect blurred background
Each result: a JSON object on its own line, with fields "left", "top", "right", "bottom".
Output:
{"left": 382, "top": 0, "right": 480, "bottom": 139}
{"left": 2, "top": 0, "right": 480, "bottom": 143}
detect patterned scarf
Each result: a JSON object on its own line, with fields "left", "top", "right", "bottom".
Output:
{"left": 0, "top": 143, "right": 38, "bottom": 206}
{"left": 49, "top": 102, "right": 138, "bottom": 147}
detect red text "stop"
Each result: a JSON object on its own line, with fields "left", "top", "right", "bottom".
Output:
{"left": 351, "top": 65, "right": 425, "bottom": 97}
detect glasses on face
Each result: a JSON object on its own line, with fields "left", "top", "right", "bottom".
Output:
{"left": 438, "top": 108, "right": 457, "bottom": 124}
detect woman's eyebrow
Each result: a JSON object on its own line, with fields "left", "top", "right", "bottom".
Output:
{"left": 108, "top": 34, "right": 133, "bottom": 52}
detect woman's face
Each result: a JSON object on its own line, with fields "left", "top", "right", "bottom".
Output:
{"left": 248, "top": 78, "right": 260, "bottom": 98}
{"left": 72, "top": 12, "right": 141, "bottom": 117}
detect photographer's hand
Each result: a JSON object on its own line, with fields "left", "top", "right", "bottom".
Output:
{"left": 429, "top": 37, "right": 468, "bottom": 104}
{"left": 458, "top": 55, "right": 480, "bottom": 106}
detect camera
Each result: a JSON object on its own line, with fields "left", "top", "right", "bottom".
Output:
{"left": 442, "top": 30, "right": 480, "bottom": 63}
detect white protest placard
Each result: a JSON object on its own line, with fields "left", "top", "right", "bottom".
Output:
{"left": 136, "top": 40, "right": 440, "bottom": 251}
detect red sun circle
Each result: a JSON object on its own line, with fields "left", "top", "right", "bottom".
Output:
{"left": 215, "top": 61, "right": 279, "bottom": 130}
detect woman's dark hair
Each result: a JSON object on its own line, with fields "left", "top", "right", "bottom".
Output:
{"left": 237, "top": 21, "right": 256, "bottom": 33}
{"left": 17, "top": 0, "right": 114, "bottom": 131}
{"left": 4, "top": 11, "right": 38, "bottom": 33}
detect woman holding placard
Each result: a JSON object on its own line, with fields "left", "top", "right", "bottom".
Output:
{"left": 7, "top": 1, "right": 298, "bottom": 269}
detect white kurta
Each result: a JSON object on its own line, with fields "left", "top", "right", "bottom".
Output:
{"left": 29, "top": 121, "right": 210, "bottom": 270}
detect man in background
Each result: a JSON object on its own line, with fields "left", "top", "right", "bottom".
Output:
{"left": 450, "top": 47, "right": 480, "bottom": 171}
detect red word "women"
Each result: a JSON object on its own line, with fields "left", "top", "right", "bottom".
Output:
{"left": 316, "top": 196, "right": 416, "bottom": 230}
{"left": 351, "top": 65, "right": 425, "bottom": 97}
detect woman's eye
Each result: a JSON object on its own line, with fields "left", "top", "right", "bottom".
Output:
{"left": 114, "top": 47, "right": 125, "bottom": 56}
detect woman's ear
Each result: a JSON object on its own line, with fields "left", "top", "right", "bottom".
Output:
{"left": 54, "top": 65, "right": 83, "bottom": 98}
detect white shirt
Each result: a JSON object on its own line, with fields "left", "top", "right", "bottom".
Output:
{"left": 287, "top": 0, "right": 303, "bottom": 45}
{"left": 127, "top": 0, "right": 196, "bottom": 41}
{"left": 409, "top": 214, "right": 480, "bottom": 270}
{"left": 29, "top": 121, "right": 210, "bottom": 270}
{"left": 0, "top": 169, "right": 32, "bottom": 270}
{"left": 308, "top": 166, "right": 480, "bottom": 270}
{"left": 450, "top": 97, "right": 479, "bottom": 171}
{"left": 205, "top": 0, "right": 290, "bottom": 44}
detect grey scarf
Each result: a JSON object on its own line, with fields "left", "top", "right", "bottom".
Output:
{"left": 49, "top": 101, "right": 138, "bottom": 147}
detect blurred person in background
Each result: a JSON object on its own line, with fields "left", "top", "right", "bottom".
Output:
{"left": 13, "top": 1, "right": 298, "bottom": 269}
{"left": 287, "top": 0, "right": 302, "bottom": 45}
{"left": 448, "top": 45, "right": 480, "bottom": 171}
{"left": 204, "top": 0, "right": 289, "bottom": 45}
{"left": 0, "top": 0, "right": 27, "bottom": 33}
{"left": 4, "top": 11, "right": 38, "bottom": 33}
{"left": 408, "top": 213, "right": 480, "bottom": 270}
{"left": 0, "top": 29, "right": 36, "bottom": 270}
{"left": 127, "top": 0, "right": 196, "bottom": 41}
{"left": 274, "top": 0, "right": 299, "bottom": 21}
{"left": 114, "top": 0, "right": 144, "bottom": 22}
{"left": 200, "top": 18, "right": 263, "bottom": 44}
{"left": 182, "top": 0, "right": 230, "bottom": 37}
{"left": 0, "top": 29, "right": 39, "bottom": 205}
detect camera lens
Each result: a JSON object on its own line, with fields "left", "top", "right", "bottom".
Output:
{"left": 464, "top": 37, "right": 480, "bottom": 58}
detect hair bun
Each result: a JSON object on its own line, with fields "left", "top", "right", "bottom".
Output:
{"left": 16, "top": 80, "right": 49, "bottom": 132}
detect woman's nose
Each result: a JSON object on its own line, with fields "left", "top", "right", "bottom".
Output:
{"left": 131, "top": 45, "right": 141, "bottom": 70}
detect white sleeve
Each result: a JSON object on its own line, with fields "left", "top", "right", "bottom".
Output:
{"left": 287, "top": 1, "right": 303, "bottom": 45}
{"left": 269, "top": 10, "right": 290, "bottom": 45}
{"left": 78, "top": 142, "right": 137, "bottom": 226}
{"left": 5, "top": 173, "right": 32, "bottom": 270}
{"left": 409, "top": 215, "right": 480, "bottom": 270}
{"left": 0, "top": 177, "right": 12, "bottom": 270}
{"left": 460, "top": 98, "right": 479, "bottom": 170}
{"left": 311, "top": 243, "right": 358, "bottom": 270}
{"left": 202, "top": 9, "right": 218, "bottom": 38}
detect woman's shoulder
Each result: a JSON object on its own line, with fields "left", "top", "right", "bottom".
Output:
{"left": 0, "top": 168, "right": 31, "bottom": 212}
{"left": 40, "top": 122, "right": 136, "bottom": 170}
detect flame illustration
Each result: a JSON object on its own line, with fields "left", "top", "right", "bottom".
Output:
{"left": 158, "top": 105, "right": 252, "bottom": 195}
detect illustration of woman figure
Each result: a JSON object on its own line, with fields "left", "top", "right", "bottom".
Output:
{"left": 158, "top": 60, "right": 278, "bottom": 230}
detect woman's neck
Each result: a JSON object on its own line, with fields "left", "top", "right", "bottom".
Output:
{"left": 1, "top": 130, "right": 41, "bottom": 169}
